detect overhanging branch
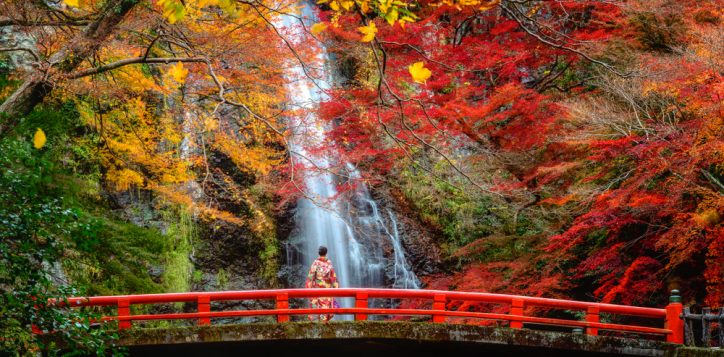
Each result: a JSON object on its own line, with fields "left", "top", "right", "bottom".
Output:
{"left": 0, "top": 47, "right": 40, "bottom": 62}
{"left": 0, "top": 19, "right": 91, "bottom": 27}
{"left": 68, "top": 57, "right": 208, "bottom": 79}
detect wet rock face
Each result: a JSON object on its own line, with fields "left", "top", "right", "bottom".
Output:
{"left": 194, "top": 223, "right": 261, "bottom": 286}
{"left": 191, "top": 193, "right": 278, "bottom": 321}
{"left": 369, "top": 184, "right": 443, "bottom": 280}
{"left": 275, "top": 201, "right": 302, "bottom": 288}
{"left": 191, "top": 147, "right": 280, "bottom": 298}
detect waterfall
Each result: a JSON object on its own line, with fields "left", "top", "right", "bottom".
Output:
{"left": 276, "top": 3, "right": 419, "bottom": 315}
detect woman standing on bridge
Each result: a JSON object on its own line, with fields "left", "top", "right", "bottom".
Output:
{"left": 305, "top": 246, "right": 339, "bottom": 322}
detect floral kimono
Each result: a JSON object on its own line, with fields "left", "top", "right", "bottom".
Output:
{"left": 305, "top": 256, "right": 339, "bottom": 322}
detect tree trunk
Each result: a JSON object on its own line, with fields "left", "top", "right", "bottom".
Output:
{"left": 0, "top": 0, "right": 138, "bottom": 134}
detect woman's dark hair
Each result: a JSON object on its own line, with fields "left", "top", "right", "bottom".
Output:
{"left": 318, "top": 246, "right": 328, "bottom": 256}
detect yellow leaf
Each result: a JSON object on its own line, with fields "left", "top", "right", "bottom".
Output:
{"left": 400, "top": 15, "right": 415, "bottom": 23}
{"left": 408, "top": 61, "right": 431, "bottom": 84}
{"left": 159, "top": 0, "right": 186, "bottom": 24}
{"left": 168, "top": 62, "right": 189, "bottom": 83}
{"left": 340, "top": 0, "right": 354, "bottom": 10}
{"left": 197, "top": 0, "right": 219, "bottom": 7}
{"left": 359, "top": 0, "right": 370, "bottom": 13}
{"left": 379, "top": 0, "right": 390, "bottom": 14}
{"left": 385, "top": 8, "right": 399, "bottom": 25}
{"left": 479, "top": 3, "right": 497, "bottom": 10}
{"left": 329, "top": 0, "right": 340, "bottom": 10}
{"left": 358, "top": 22, "right": 377, "bottom": 42}
{"left": 64, "top": 0, "right": 79, "bottom": 7}
{"left": 33, "top": 128, "right": 46, "bottom": 149}
{"left": 311, "top": 22, "right": 328, "bottom": 35}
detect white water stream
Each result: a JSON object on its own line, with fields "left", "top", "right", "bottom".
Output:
{"left": 276, "top": 3, "right": 419, "bottom": 315}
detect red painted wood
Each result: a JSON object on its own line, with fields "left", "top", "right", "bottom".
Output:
{"left": 276, "top": 293, "right": 289, "bottom": 323}
{"left": 355, "top": 292, "right": 368, "bottom": 321}
{"left": 432, "top": 294, "right": 446, "bottom": 323}
{"left": 57, "top": 289, "right": 667, "bottom": 318}
{"left": 117, "top": 299, "right": 131, "bottom": 330}
{"left": 510, "top": 298, "right": 524, "bottom": 329}
{"left": 586, "top": 306, "right": 599, "bottom": 336}
{"left": 198, "top": 296, "right": 210, "bottom": 326}
{"left": 665, "top": 302, "right": 683, "bottom": 343}
{"left": 42, "top": 288, "right": 681, "bottom": 343}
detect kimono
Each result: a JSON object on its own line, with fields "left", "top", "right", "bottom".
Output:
{"left": 305, "top": 257, "right": 339, "bottom": 322}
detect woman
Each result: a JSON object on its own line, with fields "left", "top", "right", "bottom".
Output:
{"left": 305, "top": 245, "right": 339, "bottom": 322}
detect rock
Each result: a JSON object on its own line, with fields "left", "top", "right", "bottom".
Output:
{"left": 369, "top": 184, "right": 443, "bottom": 278}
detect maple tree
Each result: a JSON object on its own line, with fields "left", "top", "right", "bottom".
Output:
{"left": 308, "top": 0, "right": 723, "bottom": 307}
{"left": 0, "top": 0, "right": 721, "bottom": 341}
{"left": 0, "top": 0, "right": 299, "bottom": 223}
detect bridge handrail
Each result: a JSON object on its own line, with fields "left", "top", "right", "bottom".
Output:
{"left": 45, "top": 288, "right": 684, "bottom": 344}
{"left": 58, "top": 288, "right": 666, "bottom": 317}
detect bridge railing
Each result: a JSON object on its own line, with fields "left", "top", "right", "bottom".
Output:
{"left": 49, "top": 288, "right": 684, "bottom": 343}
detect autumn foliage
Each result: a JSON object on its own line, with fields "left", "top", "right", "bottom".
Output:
{"left": 310, "top": 0, "right": 723, "bottom": 306}
{"left": 1, "top": 0, "right": 722, "bottom": 312}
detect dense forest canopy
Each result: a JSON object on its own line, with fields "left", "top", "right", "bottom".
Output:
{"left": 0, "top": 0, "right": 721, "bottom": 353}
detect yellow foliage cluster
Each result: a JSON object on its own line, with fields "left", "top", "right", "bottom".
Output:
{"left": 435, "top": 0, "right": 499, "bottom": 10}
{"left": 153, "top": 185, "right": 246, "bottom": 225}
{"left": 213, "top": 131, "right": 283, "bottom": 176}
{"left": 156, "top": 0, "right": 274, "bottom": 24}
{"left": 319, "top": 0, "right": 417, "bottom": 27}
{"left": 50, "top": 0, "right": 290, "bottom": 227}
{"left": 106, "top": 168, "right": 145, "bottom": 191}
{"left": 167, "top": 62, "right": 189, "bottom": 85}
{"left": 314, "top": 0, "right": 498, "bottom": 30}
{"left": 78, "top": 97, "right": 193, "bottom": 192}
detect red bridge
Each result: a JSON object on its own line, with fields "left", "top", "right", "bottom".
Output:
{"left": 50, "top": 288, "right": 686, "bottom": 349}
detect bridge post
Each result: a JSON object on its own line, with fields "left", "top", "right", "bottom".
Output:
{"left": 355, "top": 292, "right": 368, "bottom": 321}
{"left": 665, "top": 289, "right": 684, "bottom": 344}
{"left": 510, "top": 298, "right": 524, "bottom": 329}
{"left": 198, "top": 295, "right": 210, "bottom": 326}
{"left": 432, "top": 294, "right": 446, "bottom": 323}
{"left": 117, "top": 298, "right": 131, "bottom": 330}
{"left": 586, "top": 306, "right": 599, "bottom": 336}
{"left": 276, "top": 293, "right": 289, "bottom": 323}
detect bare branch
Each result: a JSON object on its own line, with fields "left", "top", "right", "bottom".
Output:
{"left": 0, "top": 47, "right": 40, "bottom": 62}
{"left": 67, "top": 56, "right": 208, "bottom": 79}
{"left": 0, "top": 18, "right": 91, "bottom": 27}
{"left": 501, "top": 2, "right": 631, "bottom": 77}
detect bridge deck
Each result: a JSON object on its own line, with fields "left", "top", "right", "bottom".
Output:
{"left": 120, "top": 321, "right": 680, "bottom": 356}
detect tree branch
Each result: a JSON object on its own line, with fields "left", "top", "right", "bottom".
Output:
{"left": 0, "top": 18, "right": 91, "bottom": 27}
{"left": 701, "top": 168, "right": 724, "bottom": 194}
{"left": 501, "top": 2, "right": 631, "bottom": 78}
{"left": 0, "top": 47, "right": 40, "bottom": 62}
{"left": 67, "top": 56, "right": 208, "bottom": 79}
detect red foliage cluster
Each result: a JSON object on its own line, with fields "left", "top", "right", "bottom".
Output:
{"left": 316, "top": 0, "right": 723, "bottom": 306}
{"left": 546, "top": 46, "right": 723, "bottom": 305}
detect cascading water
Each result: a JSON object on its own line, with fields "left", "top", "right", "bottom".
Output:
{"left": 276, "top": 3, "right": 419, "bottom": 315}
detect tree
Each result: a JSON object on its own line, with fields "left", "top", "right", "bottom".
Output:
{"left": 0, "top": 0, "right": 138, "bottom": 126}
{"left": 312, "top": 0, "right": 723, "bottom": 306}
